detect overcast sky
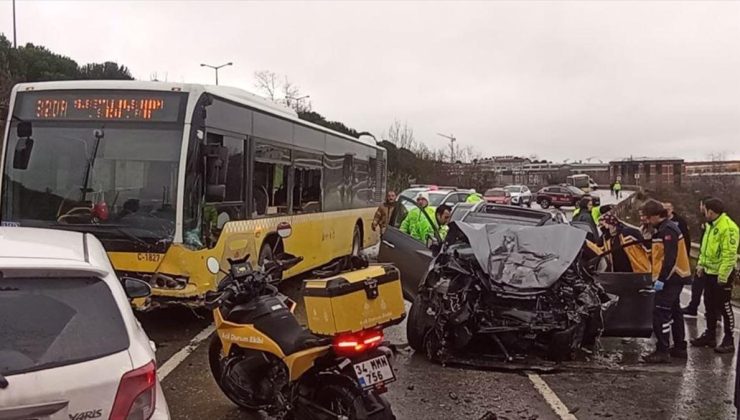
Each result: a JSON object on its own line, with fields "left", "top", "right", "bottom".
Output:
{"left": 2, "top": 1, "right": 739, "bottom": 162}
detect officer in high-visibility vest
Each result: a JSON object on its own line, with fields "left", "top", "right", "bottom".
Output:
{"left": 466, "top": 190, "right": 483, "bottom": 203}
{"left": 613, "top": 179, "right": 623, "bottom": 199}
{"left": 400, "top": 192, "right": 437, "bottom": 242}
{"left": 690, "top": 198, "right": 739, "bottom": 354}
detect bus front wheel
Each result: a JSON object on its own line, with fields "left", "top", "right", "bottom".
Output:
{"left": 351, "top": 225, "right": 362, "bottom": 257}
{"left": 258, "top": 241, "right": 283, "bottom": 280}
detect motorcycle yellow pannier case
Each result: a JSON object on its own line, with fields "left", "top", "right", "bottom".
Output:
{"left": 302, "top": 264, "right": 405, "bottom": 336}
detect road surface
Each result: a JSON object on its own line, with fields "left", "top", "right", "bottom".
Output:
{"left": 139, "top": 189, "right": 738, "bottom": 419}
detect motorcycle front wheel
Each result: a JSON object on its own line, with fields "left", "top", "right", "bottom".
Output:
{"left": 311, "top": 384, "right": 394, "bottom": 420}
{"left": 208, "top": 336, "right": 275, "bottom": 411}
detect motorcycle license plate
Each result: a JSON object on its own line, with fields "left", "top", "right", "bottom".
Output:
{"left": 353, "top": 355, "right": 395, "bottom": 390}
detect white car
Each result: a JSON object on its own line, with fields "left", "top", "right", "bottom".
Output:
{"left": 504, "top": 185, "right": 533, "bottom": 207}
{"left": 0, "top": 227, "right": 170, "bottom": 420}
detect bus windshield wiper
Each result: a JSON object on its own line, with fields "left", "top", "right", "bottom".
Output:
{"left": 112, "top": 226, "right": 150, "bottom": 248}
{"left": 81, "top": 128, "right": 105, "bottom": 202}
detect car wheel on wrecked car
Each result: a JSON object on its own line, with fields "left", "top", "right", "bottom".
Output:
{"left": 407, "top": 295, "right": 435, "bottom": 352}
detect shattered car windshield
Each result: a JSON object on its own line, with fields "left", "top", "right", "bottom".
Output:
{"left": 449, "top": 222, "right": 587, "bottom": 289}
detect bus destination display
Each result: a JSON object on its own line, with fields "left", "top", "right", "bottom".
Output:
{"left": 15, "top": 91, "right": 184, "bottom": 122}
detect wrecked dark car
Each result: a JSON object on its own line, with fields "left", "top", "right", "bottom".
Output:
{"left": 406, "top": 221, "right": 615, "bottom": 363}
{"left": 379, "top": 199, "right": 655, "bottom": 366}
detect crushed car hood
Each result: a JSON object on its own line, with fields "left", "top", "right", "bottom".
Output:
{"left": 448, "top": 221, "right": 587, "bottom": 290}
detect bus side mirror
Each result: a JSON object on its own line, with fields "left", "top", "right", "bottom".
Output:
{"left": 13, "top": 137, "right": 34, "bottom": 170}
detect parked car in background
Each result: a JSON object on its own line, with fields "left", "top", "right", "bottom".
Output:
{"left": 0, "top": 228, "right": 170, "bottom": 420}
{"left": 504, "top": 185, "right": 533, "bottom": 207}
{"left": 428, "top": 190, "right": 475, "bottom": 207}
{"left": 535, "top": 185, "right": 598, "bottom": 209}
{"left": 484, "top": 188, "right": 512, "bottom": 205}
{"left": 400, "top": 186, "right": 473, "bottom": 206}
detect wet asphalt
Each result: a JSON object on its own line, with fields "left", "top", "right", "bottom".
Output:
{"left": 140, "top": 281, "right": 739, "bottom": 420}
{"left": 136, "top": 190, "right": 740, "bottom": 419}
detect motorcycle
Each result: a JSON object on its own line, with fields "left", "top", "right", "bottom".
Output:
{"left": 205, "top": 253, "right": 396, "bottom": 419}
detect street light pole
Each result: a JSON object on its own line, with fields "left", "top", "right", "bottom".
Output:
{"left": 12, "top": 0, "right": 17, "bottom": 48}
{"left": 200, "top": 62, "right": 233, "bottom": 85}
{"left": 285, "top": 95, "right": 310, "bottom": 108}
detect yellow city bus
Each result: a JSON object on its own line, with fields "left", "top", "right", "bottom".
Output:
{"left": 1, "top": 81, "right": 386, "bottom": 309}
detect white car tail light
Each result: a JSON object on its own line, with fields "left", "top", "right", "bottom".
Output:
{"left": 109, "top": 360, "right": 156, "bottom": 420}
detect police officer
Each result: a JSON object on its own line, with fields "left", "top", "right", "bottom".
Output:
{"left": 682, "top": 197, "right": 714, "bottom": 317}
{"left": 415, "top": 204, "right": 452, "bottom": 245}
{"left": 466, "top": 190, "right": 483, "bottom": 203}
{"left": 400, "top": 192, "right": 436, "bottom": 242}
{"left": 690, "top": 198, "right": 739, "bottom": 353}
{"left": 641, "top": 200, "right": 691, "bottom": 363}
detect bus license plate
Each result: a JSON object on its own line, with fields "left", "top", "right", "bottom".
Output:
{"left": 353, "top": 355, "right": 395, "bottom": 390}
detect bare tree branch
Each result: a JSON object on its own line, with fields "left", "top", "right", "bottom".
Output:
{"left": 254, "top": 70, "right": 279, "bottom": 100}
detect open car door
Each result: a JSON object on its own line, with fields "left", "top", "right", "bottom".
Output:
{"left": 586, "top": 239, "right": 655, "bottom": 338}
{"left": 378, "top": 196, "right": 437, "bottom": 300}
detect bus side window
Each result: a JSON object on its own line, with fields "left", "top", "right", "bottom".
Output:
{"left": 293, "top": 167, "right": 322, "bottom": 214}
{"left": 253, "top": 161, "right": 288, "bottom": 216}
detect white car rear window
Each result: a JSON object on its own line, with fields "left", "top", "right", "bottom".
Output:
{"left": 0, "top": 277, "right": 129, "bottom": 376}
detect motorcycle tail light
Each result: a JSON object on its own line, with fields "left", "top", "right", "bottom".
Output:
{"left": 110, "top": 360, "right": 157, "bottom": 420}
{"left": 333, "top": 330, "right": 384, "bottom": 356}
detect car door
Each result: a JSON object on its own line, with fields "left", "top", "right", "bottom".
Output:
{"left": 557, "top": 187, "right": 573, "bottom": 206}
{"left": 378, "top": 196, "right": 436, "bottom": 299}
{"left": 599, "top": 270, "right": 655, "bottom": 337}
{"left": 582, "top": 240, "right": 655, "bottom": 337}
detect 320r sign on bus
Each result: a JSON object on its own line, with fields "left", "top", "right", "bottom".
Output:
{"left": 13, "top": 90, "right": 184, "bottom": 123}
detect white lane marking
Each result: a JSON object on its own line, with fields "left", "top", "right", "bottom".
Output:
{"left": 680, "top": 288, "right": 740, "bottom": 333}
{"left": 527, "top": 373, "right": 578, "bottom": 420}
{"left": 158, "top": 324, "right": 215, "bottom": 380}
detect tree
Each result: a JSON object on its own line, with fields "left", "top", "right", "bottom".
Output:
{"left": 298, "top": 110, "right": 360, "bottom": 137}
{"left": 78, "top": 62, "right": 133, "bottom": 80}
{"left": 1, "top": 33, "right": 136, "bottom": 120}
{"left": 253, "top": 70, "right": 363, "bottom": 137}
{"left": 384, "top": 120, "right": 415, "bottom": 150}
{"left": 254, "top": 70, "right": 279, "bottom": 101}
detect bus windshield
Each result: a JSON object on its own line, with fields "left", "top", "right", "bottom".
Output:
{"left": 2, "top": 122, "right": 182, "bottom": 245}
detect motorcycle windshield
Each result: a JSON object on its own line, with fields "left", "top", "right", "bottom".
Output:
{"left": 448, "top": 222, "right": 587, "bottom": 289}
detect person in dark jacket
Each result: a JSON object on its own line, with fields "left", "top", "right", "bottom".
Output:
{"left": 641, "top": 200, "right": 691, "bottom": 363}
{"left": 573, "top": 197, "right": 597, "bottom": 232}
{"left": 663, "top": 202, "right": 691, "bottom": 253}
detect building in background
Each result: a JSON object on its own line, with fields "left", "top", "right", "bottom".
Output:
{"left": 609, "top": 157, "right": 684, "bottom": 187}
{"left": 685, "top": 160, "right": 740, "bottom": 176}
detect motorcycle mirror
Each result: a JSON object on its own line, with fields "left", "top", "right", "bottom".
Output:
{"left": 206, "top": 257, "right": 220, "bottom": 275}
